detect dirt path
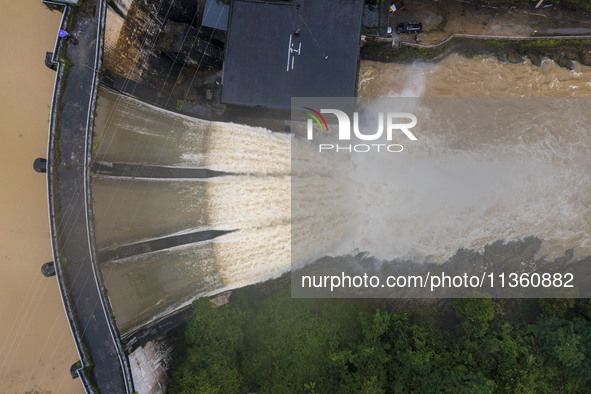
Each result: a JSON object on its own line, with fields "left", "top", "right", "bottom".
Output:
{"left": 390, "top": 0, "right": 591, "bottom": 46}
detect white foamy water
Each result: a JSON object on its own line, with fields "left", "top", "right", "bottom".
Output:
{"left": 321, "top": 100, "right": 591, "bottom": 263}
{"left": 94, "top": 57, "right": 591, "bottom": 332}
{"left": 95, "top": 88, "right": 291, "bottom": 174}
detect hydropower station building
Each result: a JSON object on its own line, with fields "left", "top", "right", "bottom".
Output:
{"left": 221, "top": 0, "right": 364, "bottom": 109}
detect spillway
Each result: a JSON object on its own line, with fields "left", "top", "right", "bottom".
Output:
{"left": 93, "top": 86, "right": 591, "bottom": 332}
{"left": 93, "top": 89, "right": 294, "bottom": 333}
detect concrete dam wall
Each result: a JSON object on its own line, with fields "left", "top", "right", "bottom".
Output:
{"left": 97, "top": 0, "right": 591, "bottom": 336}
{"left": 93, "top": 89, "right": 292, "bottom": 334}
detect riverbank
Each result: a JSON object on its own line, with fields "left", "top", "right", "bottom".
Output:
{"left": 390, "top": 0, "right": 591, "bottom": 46}
{"left": 361, "top": 0, "right": 591, "bottom": 70}
{"left": 362, "top": 36, "right": 591, "bottom": 70}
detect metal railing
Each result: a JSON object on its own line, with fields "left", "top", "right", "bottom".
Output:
{"left": 43, "top": 0, "right": 135, "bottom": 392}
{"left": 83, "top": 0, "right": 135, "bottom": 391}
{"left": 43, "top": 2, "right": 92, "bottom": 389}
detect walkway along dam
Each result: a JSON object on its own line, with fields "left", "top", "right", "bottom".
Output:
{"left": 44, "top": 0, "right": 134, "bottom": 392}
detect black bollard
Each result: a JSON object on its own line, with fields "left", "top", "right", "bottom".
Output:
{"left": 33, "top": 158, "right": 47, "bottom": 173}
{"left": 41, "top": 262, "right": 56, "bottom": 277}
{"left": 70, "top": 362, "right": 82, "bottom": 379}
{"left": 45, "top": 52, "right": 56, "bottom": 71}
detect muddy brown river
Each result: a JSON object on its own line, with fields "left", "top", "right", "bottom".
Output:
{"left": 0, "top": 3, "right": 82, "bottom": 393}
{"left": 358, "top": 54, "right": 591, "bottom": 98}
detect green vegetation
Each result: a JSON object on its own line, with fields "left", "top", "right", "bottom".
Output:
{"left": 65, "top": 8, "right": 75, "bottom": 32}
{"left": 482, "top": 38, "right": 591, "bottom": 49}
{"left": 170, "top": 291, "right": 591, "bottom": 393}
{"left": 91, "top": 138, "right": 100, "bottom": 154}
{"left": 521, "top": 39, "right": 591, "bottom": 48}
{"left": 485, "top": 39, "right": 508, "bottom": 48}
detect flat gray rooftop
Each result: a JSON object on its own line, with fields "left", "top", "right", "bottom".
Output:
{"left": 221, "top": 0, "right": 364, "bottom": 110}
{"left": 202, "top": 0, "right": 230, "bottom": 31}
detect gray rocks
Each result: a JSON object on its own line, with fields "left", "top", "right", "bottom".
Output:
{"left": 526, "top": 51, "right": 542, "bottom": 67}
{"left": 507, "top": 50, "right": 524, "bottom": 64}
{"left": 498, "top": 51, "right": 524, "bottom": 64}
{"left": 555, "top": 54, "right": 576, "bottom": 71}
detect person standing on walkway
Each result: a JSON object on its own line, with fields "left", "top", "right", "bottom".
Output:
{"left": 58, "top": 29, "right": 77, "bottom": 45}
{"left": 58, "top": 29, "right": 72, "bottom": 40}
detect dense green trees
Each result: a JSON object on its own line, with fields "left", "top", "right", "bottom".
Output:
{"left": 169, "top": 293, "right": 591, "bottom": 393}
{"left": 168, "top": 298, "right": 246, "bottom": 393}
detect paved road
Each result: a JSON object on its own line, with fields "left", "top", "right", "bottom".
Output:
{"left": 389, "top": 0, "right": 591, "bottom": 46}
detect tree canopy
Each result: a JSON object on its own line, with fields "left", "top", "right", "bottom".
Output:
{"left": 169, "top": 293, "right": 591, "bottom": 393}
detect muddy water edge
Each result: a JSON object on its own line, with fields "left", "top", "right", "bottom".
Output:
{"left": 0, "top": 2, "right": 83, "bottom": 393}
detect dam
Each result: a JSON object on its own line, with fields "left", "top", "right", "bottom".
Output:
{"left": 93, "top": 89, "right": 591, "bottom": 311}
{"left": 40, "top": 0, "right": 591, "bottom": 392}
{"left": 92, "top": 90, "right": 293, "bottom": 333}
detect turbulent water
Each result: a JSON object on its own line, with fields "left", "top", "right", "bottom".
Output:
{"left": 358, "top": 54, "right": 591, "bottom": 98}
{"left": 93, "top": 55, "right": 591, "bottom": 332}
{"left": 297, "top": 98, "right": 591, "bottom": 265}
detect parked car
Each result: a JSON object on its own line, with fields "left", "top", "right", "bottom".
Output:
{"left": 396, "top": 22, "right": 422, "bottom": 34}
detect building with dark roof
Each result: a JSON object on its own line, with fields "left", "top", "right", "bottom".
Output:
{"left": 202, "top": 0, "right": 230, "bottom": 31}
{"left": 221, "top": 0, "right": 364, "bottom": 110}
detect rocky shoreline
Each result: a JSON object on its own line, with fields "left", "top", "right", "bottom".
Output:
{"left": 493, "top": 42, "right": 591, "bottom": 70}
